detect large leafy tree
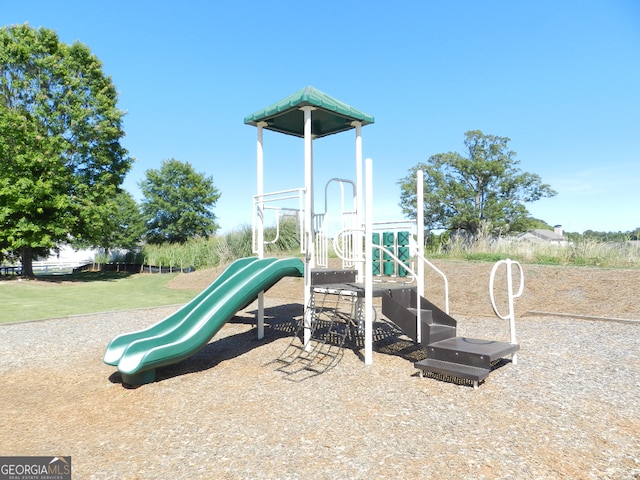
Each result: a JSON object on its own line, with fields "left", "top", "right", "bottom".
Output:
{"left": 140, "top": 158, "right": 221, "bottom": 244}
{"left": 398, "top": 130, "right": 556, "bottom": 235}
{"left": 78, "top": 191, "right": 145, "bottom": 254}
{"left": 0, "top": 24, "right": 132, "bottom": 276}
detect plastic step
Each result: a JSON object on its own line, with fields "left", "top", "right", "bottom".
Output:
{"left": 427, "top": 337, "right": 519, "bottom": 369}
{"left": 414, "top": 358, "right": 491, "bottom": 386}
{"left": 405, "top": 311, "right": 456, "bottom": 343}
{"left": 425, "top": 323, "right": 457, "bottom": 344}
{"left": 311, "top": 269, "right": 357, "bottom": 286}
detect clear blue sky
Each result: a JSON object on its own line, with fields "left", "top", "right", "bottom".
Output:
{"left": 4, "top": 0, "right": 640, "bottom": 234}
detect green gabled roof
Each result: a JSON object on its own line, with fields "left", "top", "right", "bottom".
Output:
{"left": 244, "top": 86, "right": 374, "bottom": 138}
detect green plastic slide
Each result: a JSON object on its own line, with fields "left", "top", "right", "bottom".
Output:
{"left": 103, "top": 256, "right": 257, "bottom": 367}
{"left": 103, "top": 257, "right": 304, "bottom": 386}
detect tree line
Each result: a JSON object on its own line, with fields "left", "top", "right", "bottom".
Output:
{"left": 569, "top": 229, "right": 640, "bottom": 242}
{"left": 3, "top": 24, "right": 630, "bottom": 277}
{"left": 0, "top": 25, "right": 220, "bottom": 276}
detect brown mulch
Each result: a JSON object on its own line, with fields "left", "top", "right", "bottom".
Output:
{"left": 1, "top": 259, "right": 639, "bottom": 479}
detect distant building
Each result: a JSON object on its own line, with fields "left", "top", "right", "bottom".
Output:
{"left": 515, "top": 225, "right": 569, "bottom": 245}
{"left": 35, "top": 245, "right": 98, "bottom": 269}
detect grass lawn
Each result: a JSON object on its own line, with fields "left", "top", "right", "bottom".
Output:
{"left": 0, "top": 272, "right": 200, "bottom": 323}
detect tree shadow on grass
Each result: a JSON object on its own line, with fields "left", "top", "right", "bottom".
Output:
{"left": 108, "top": 303, "right": 303, "bottom": 387}
{"left": 31, "top": 271, "right": 135, "bottom": 283}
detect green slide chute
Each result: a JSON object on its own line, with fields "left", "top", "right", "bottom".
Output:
{"left": 103, "top": 257, "right": 304, "bottom": 386}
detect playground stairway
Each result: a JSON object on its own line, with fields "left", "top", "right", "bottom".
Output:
{"left": 308, "top": 269, "right": 519, "bottom": 387}
{"left": 381, "top": 287, "right": 519, "bottom": 388}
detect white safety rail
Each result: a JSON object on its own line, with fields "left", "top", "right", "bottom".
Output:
{"left": 332, "top": 227, "right": 449, "bottom": 346}
{"left": 314, "top": 178, "right": 359, "bottom": 269}
{"left": 252, "top": 187, "right": 305, "bottom": 254}
{"left": 315, "top": 212, "right": 358, "bottom": 269}
{"left": 372, "top": 220, "right": 416, "bottom": 231}
{"left": 21, "top": 262, "right": 79, "bottom": 275}
{"left": 333, "top": 226, "right": 450, "bottom": 315}
{"left": 489, "top": 258, "right": 524, "bottom": 364}
{"left": 413, "top": 252, "right": 450, "bottom": 315}
{"left": 340, "top": 211, "right": 358, "bottom": 269}
{"left": 313, "top": 214, "right": 329, "bottom": 267}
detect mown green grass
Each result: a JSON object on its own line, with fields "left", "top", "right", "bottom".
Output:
{"left": 0, "top": 272, "right": 200, "bottom": 323}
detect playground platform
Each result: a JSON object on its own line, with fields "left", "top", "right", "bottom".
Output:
{"left": 311, "top": 267, "right": 410, "bottom": 297}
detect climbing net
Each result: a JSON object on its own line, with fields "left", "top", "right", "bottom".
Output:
{"left": 272, "top": 289, "right": 361, "bottom": 381}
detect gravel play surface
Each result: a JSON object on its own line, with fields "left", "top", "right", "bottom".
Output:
{"left": 1, "top": 261, "right": 639, "bottom": 479}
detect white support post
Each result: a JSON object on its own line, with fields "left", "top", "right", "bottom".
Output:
{"left": 256, "top": 122, "right": 267, "bottom": 340}
{"left": 364, "top": 157, "right": 373, "bottom": 365}
{"left": 302, "top": 106, "right": 315, "bottom": 348}
{"left": 416, "top": 169, "right": 424, "bottom": 343}
{"left": 353, "top": 121, "right": 364, "bottom": 282}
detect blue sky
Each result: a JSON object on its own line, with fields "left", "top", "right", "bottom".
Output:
{"left": 4, "top": 0, "right": 640, "bottom": 234}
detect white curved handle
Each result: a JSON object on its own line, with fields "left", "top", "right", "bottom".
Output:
{"left": 511, "top": 260, "right": 525, "bottom": 298}
{"left": 332, "top": 228, "right": 365, "bottom": 261}
{"left": 489, "top": 259, "right": 523, "bottom": 319}
{"left": 489, "top": 259, "right": 523, "bottom": 349}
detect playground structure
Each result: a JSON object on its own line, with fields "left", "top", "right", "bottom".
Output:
{"left": 104, "top": 86, "right": 521, "bottom": 387}
{"left": 245, "top": 86, "right": 521, "bottom": 387}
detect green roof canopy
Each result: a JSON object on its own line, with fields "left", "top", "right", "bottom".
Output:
{"left": 244, "top": 86, "right": 374, "bottom": 138}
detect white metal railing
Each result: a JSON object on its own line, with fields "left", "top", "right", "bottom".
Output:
{"left": 331, "top": 228, "right": 364, "bottom": 264}
{"left": 253, "top": 187, "right": 305, "bottom": 254}
{"left": 1, "top": 261, "right": 87, "bottom": 275}
{"left": 413, "top": 251, "right": 450, "bottom": 315}
{"left": 340, "top": 211, "right": 358, "bottom": 269}
{"left": 489, "top": 259, "right": 524, "bottom": 362}
{"left": 331, "top": 228, "right": 450, "bottom": 314}
{"left": 314, "top": 213, "right": 328, "bottom": 267}
{"left": 323, "top": 178, "right": 356, "bottom": 216}
{"left": 262, "top": 208, "right": 300, "bottom": 246}
{"left": 314, "top": 178, "right": 359, "bottom": 268}
{"left": 316, "top": 212, "right": 361, "bottom": 268}
{"left": 372, "top": 220, "right": 416, "bottom": 230}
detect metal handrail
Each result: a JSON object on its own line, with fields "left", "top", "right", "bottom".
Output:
{"left": 413, "top": 251, "right": 450, "bottom": 315}
{"left": 331, "top": 228, "right": 450, "bottom": 314}
{"left": 253, "top": 187, "right": 306, "bottom": 202}
{"left": 253, "top": 187, "right": 305, "bottom": 254}
{"left": 489, "top": 259, "right": 524, "bottom": 350}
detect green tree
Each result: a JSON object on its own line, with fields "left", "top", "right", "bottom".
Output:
{"left": 140, "top": 158, "right": 221, "bottom": 244}
{"left": 86, "top": 191, "right": 145, "bottom": 253}
{"left": 398, "top": 130, "right": 556, "bottom": 236}
{"left": 0, "top": 24, "right": 132, "bottom": 276}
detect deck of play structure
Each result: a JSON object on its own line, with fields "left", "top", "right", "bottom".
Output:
{"left": 104, "top": 86, "right": 523, "bottom": 388}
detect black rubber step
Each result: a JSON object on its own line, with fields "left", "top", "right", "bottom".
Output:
{"left": 381, "top": 288, "right": 457, "bottom": 346}
{"left": 424, "top": 323, "right": 457, "bottom": 344}
{"left": 414, "top": 358, "right": 491, "bottom": 384}
{"left": 427, "top": 337, "right": 519, "bottom": 369}
{"left": 311, "top": 269, "right": 357, "bottom": 286}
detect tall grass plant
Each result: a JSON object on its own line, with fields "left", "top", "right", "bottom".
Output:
{"left": 136, "top": 220, "right": 301, "bottom": 271}
{"left": 430, "top": 233, "right": 640, "bottom": 268}
{"left": 99, "top": 220, "right": 639, "bottom": 271}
